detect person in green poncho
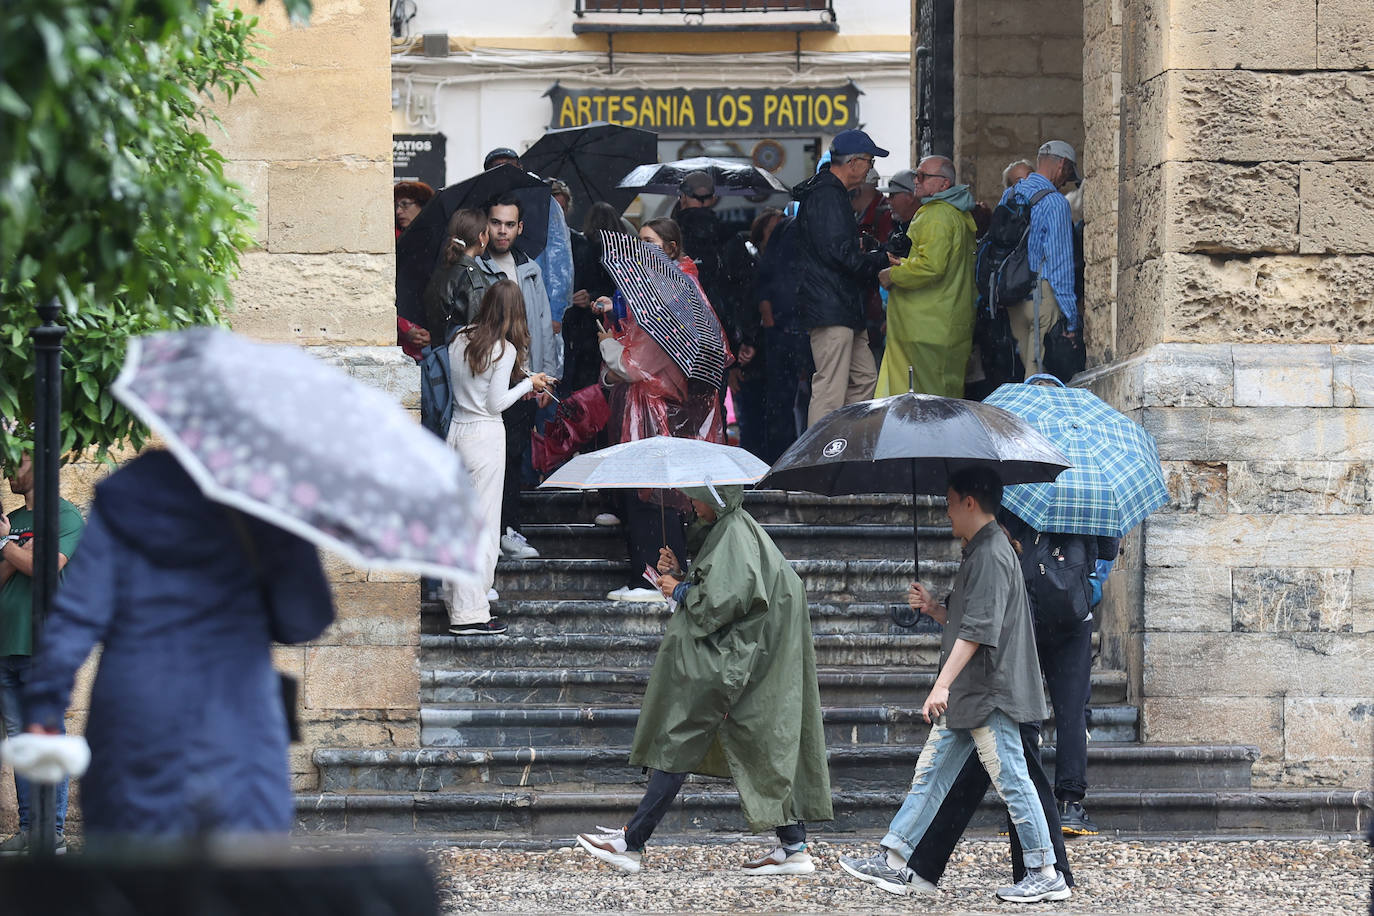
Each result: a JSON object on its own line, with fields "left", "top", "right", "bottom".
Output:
{"left": 874, "top": 156, "right": 977, "bottom": 399}
{"left": 575, "top": 484, "right": 832, "bottom": 875}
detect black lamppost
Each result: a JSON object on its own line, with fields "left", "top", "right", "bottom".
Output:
{"left": 29, "top": 298, "right": 65, "bottom": 856}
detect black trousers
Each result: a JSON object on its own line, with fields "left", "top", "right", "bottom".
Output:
{"left": 1036, "top": 617, "right": 1094, "bottom": 803}
{"left": 499, "top": 397, "right": 538, "bottom": 536}
{"left": 623, "top": 770, "right": 806, "bottom": 851}
{"left": 905, "top": 721, "right": 1074, "bottom": 889}
{"left": 621, "top": 493, "right": 686, "bottom": 590}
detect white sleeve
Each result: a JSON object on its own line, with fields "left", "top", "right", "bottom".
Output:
{"left": 599, "top": 337, "right": 627, "bottom": 377}
{"left": 484, "top": 343, "right": 535, "bottom": 415}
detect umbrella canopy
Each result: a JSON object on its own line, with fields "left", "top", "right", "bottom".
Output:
{"left": 521, "top": 122, "right": 658, "bottom": 229}
{"left": 112, "top": 328, "right": 487, "bottom": 581}
{"left": 984, "top": 382, "right": 1168, "bottom": 537}
{"left": 539, "top": 436, "right": 769, "bottom": 490}
{"left": 599, "top": 230, "right": 728, "bottom": 387}
{"left": 761, "top": 392, "right": 1071, "bottom": 496}
{"left": 617, "top": 156, "right": 788, "bottom": 197}
{"left": 395, "top": 164, "right": 550, "bottom": 326}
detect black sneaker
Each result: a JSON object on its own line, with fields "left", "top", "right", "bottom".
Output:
{"left": 448, "top": 619, "right": 508, "bottom": 636}
{"left": 1058, "top": 799, "right": 1098, "bottom": 836}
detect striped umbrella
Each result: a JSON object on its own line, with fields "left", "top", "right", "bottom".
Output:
{"left": 984, "top": 382, "right": 1168, "bottom": 537}
{"left": 599, "top": 230, "right": 727, "bottom": 387}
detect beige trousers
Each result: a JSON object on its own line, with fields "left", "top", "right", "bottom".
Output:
{"left": 443, "top": 418, "right": 505, "bottom": 625}
{"left": 807, "top": 326, "right": 878, "bottom": 427}
{"left": 1007, "top": 280, "right": 1061, "bottom": 377}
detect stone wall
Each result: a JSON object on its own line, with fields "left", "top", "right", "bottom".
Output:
{"left": 1080, "top": 343, "right": 1374, "bottom": 787}
{"left": 1080, "top": 0, "right": 1121, "bottom": 367}
{"left": 953, "top": 0, "right": 1085, "bottom": 205}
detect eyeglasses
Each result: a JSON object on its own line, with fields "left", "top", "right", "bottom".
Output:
{"left": 395, "top": 199, "right": 421, "bottom": 210}
{"left": 853, "top": 156, "right": 875, "bottom": 166}
{"left": 913, "top": 171, "right": 944, "bottom": 183}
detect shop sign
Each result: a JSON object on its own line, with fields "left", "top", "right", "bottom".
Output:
{"left": 393, "top": 133, "right": 446, "bottom": 189}
{"left": 547, "top": 85, "right": 859, "bottom": 135}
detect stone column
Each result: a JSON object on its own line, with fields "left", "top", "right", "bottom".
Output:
{"left": 1082, "top": 0, "right": 1374, "bottom": 787}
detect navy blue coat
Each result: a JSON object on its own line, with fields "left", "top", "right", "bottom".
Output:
{"left": 24, "top": 450, "right": 334, "bottom": 836}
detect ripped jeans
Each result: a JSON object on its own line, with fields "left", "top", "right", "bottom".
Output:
{"left": 881, "top": 708, "right": 1055, "bottom": 869}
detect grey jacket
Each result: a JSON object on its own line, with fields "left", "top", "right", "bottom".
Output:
{"left": 477, "top": 249, "right": 558, "bottom": 376}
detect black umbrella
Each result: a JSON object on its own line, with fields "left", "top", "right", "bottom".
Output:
{"left": 760, "top": 374, "right": 1070, "bottom": 625}
{"left": 617, "top": 156, "right": 788, "bottom": 197}
{"left": 395, "top": 165, "right": 550, "bottom": 326}
{"left": 521, "top": 122, "right": 658, "bottom": 230}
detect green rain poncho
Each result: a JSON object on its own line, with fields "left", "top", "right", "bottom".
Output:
{"left": 875, "top": 184, "right": 978, "bottom": 399}
{"left": 628, "top": 485, "right": 833, "bottom": 832}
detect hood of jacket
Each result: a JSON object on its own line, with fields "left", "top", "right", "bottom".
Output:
{"left": 94, "top": 450, "right": 240, "bottom": 565}
{"left": 923, "top": 183, "right": 976, "bottom": 212}
{"left": 791, "top": 168, "right": 844, "bottom": 202}
{"left": 679, "top": 483, "right": 745, "bottom": 517}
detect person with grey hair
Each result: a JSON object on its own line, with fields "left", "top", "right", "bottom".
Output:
{"left": 791, "top": 129, "right": 891, "bottom": 426}
{"left": 1002, "top": 159, "right": 1034, "bottom": 189}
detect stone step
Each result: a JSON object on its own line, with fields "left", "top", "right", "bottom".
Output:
{"left": 520, "top": 489, "right": 947, "bottom": 527}
{"left": 514, "top": 523, "right": 959, "bottom": 562}
{"left": 492, "top": 557, "right": 960, "bottom": 601}
{"left": 295, "top": 783, "right": 1370, "bottom": 837}
{"left": 421, "top": 599, "right": 960, "bottom": 638}
{"left": 315, "top": 742, "right": 1244, "bottom": 796}
{"left": 420, "top": 666, "right": 1130, "bottom": 708}
{"left": 416, "top": 702, "right": 1137, "bottom": 750}
{"left": 419, "top": 632, "right": 949, "bottom": 670}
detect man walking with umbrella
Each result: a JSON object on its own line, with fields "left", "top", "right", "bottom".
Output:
{"left": 792, "top": 130, "right": 892, "bottom": 426}
{"left": 575, "top": 483, "right": 831, "bottom": 876}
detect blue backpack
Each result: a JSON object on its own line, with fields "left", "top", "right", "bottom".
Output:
{"left": 419, "top": 328, "right": 461, "bottom": 438}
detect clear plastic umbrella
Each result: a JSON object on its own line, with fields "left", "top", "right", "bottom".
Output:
{"left": 112, "top": 328, "right": 486, "bottom": 581}
{"left": 539, "top": 436, "right": 768, "bottom": 491}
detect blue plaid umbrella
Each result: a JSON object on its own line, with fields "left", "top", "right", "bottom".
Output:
{"left": 599, "top": 230, "right": 727, "bottom": 387}
{"left": 984, "top": 381, "right": 1168, "bottom": 537}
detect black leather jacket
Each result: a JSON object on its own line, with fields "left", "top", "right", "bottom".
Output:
{"left": 792, "top": 169, "right": 887, "bottom": 331}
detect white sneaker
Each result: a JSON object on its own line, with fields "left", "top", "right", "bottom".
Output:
{"left": 594, "top": 513, "right": 621, "bottom": 527}
{"left": 576, "top": 830, "right": 642, "bottom": 874}
{"left": 607, "top": 586, "right": 666, "bottom": 603}
{"left": 740, "top": 845, "right": 816, "bottom": 876}
{"left": 487, "top": 588, "right": 499, "bottom": 602}
{"left": 500, "top": 527, "right": 539, "bottom": 559}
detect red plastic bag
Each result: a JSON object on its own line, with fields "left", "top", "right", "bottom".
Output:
{"left": 532, "top": 385, "right": 611, "bottom": 474}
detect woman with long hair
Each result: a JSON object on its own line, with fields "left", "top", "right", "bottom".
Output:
{"left": 421, "top": 208, "right": 491, "bottom": 344}
{"left": 445, "top": 279, "right": 555, "bottom": 635}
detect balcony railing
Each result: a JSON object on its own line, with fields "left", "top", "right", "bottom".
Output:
{"left": 573, "top": 1, "right": 838, "bottom": 32}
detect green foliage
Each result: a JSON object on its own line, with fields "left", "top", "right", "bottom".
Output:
{"left": 0, "top": 0, "right": 310, "bottom": 467}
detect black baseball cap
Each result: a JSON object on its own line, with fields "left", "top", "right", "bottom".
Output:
{"left": 483, "top": 147, "right": 520, "bottom": 170}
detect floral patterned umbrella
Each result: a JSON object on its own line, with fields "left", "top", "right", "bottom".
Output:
{"left": 112, "top": 327, "right": 486, "bottom": 581}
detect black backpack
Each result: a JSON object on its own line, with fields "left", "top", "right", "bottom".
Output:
{"left": 1022, "top": 529, "right": 1095, "bottom": 633}
{"left": 975, "top": 187, "right": 1055, "bottom": 310}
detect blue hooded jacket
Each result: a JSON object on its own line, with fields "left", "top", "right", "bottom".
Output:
{"left": 24, "top": 450, "right": 334, "bottom": 836}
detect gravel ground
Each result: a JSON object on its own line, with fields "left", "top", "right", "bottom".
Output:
{"left": 431, "top": 836, "right": 1371, "bottom": 915}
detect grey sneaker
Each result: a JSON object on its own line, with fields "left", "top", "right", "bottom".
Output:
{"left": 996, "top": 870, "right": 1071, "bottom": 903}
{"left": 0, "top": 831, "right": 66, "bottom": 856}
{"left": 837, "top": 851, "right": 935, "bottom": 896}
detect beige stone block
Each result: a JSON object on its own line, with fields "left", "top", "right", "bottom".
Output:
{"left": 228, "top": 251, "right": 394, "bottom": 345}
{"left": 1232, "top": 345, "right": 1334, "bottom": 407}
{"left": 1142, "top": 631, "right": 1374, "bottom": 697}
{"left": 1145, "top": 513, "right": 1374, "bottom": 568}
{"left": 1228, "top": 461, "right": 1370, "bottom": 515}
{"left": 1354, "top": 569, "right": 1374, "bottom": 633}
{"left": 222, "top": 160, "right": 269, "bottom": 249}
{"left": 1167, "top": 70, "right": 1374, "bottom": 163}
{"left": 976, "top": 77, "right": 1084, "bottom": 116}
{"left": 971, "top": 38, "right": 1042, "bottom": 76}
{"left": 266, "top": 160, "right": 393, "bottom": 255}
{"left": 1333, "top": 346, "right": 1374, "bottom": 408}
{"left": 1300, "top": 163, "right": 1374, "bottom": 255}
{"left": 272, "top": 646, "right": 306, "bottom": 680}
{"left": 1169, "top": 163, "right": 1300, "bottom": 256}
{"left": 1283, "top": 697, "right": 1373, "bottom": 771}
{"left": 1317, "top": 0, "right": 1374, "bottom": 68}
{"left": 1232, "top": 568, "right": 1356, "bottom": 633}
{"left": 304, "top": 645, "right": 418, "bottom": 710}
{"left": 1143, "top": 406, "right": 1374, "bottom": 462}
{"left": 1143, "top": 252, "right": 1374, "bottom": 347}
{"left": 319, "top": 550, "right": 368, "bottom": 584}
{"left": 1040, "top": 37, "right": 1086, "bottom": 76}
{"left": 1119, "top": 167, "right": 1162, "bottom": 266}
{"left": 1114, "top": 257, "right": 1164, "bottom": 358}
{"left": 210, "top": 65, "right": 392, "bottom": 163}
{"left": 309, "top": 345, "right": 420, "bottom": 409}
{"left": 1142, "top": 564, "right": 1231, "bottom": 631}
{"left": 1140, "top": 343, "right": 1234, "bottom": 407}
{"left": 1082, "top": 24, "right": 1121, "bottom": 83}
{"left": 313, "top": 581, "right": 419, "bottom": 647}
{"left": 299, "top": 710, "right": 419, "bottom": 747}
{"left": 1121, "top": 0, "right": 1166, "bottom": 86}
{"left": 247, "top": 0, "right": 391, "bottom": 72}
{"left": 978, "top": 0, "right": 1083, "bottom": 37}
{"left": 1140, "top": 696, "right": 1281, "bottom": 756}
{"left": 1159, "top": 460, "right": 1228, "bottom": 514}
{"left": 1161, "top": 0, "right": 1316, "bottom": 70}
{"left": 1036, "top": 116, "right": 1084, "bottom": 150}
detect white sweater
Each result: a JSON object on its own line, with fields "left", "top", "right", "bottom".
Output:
{"left": 448, "top": 336, "right": 535, "bottom": 424}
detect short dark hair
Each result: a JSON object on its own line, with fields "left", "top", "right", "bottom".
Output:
{"left": 486, "top": 192, "right": 523, "bottom": 222}
{"left": 948, "top": 466, "right": 1003, "bottom": 515}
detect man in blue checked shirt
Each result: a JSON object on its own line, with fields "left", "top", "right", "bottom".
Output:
{"left": 998, "top": 140, "right": 1080, "bottom": 376}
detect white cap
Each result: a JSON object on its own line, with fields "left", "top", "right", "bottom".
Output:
{"left": 1038, "top": 140, "right": 1080, "bottom": 182}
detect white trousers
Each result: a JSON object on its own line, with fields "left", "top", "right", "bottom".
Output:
{"left": 443, "top": 418, "right": 506, "bottom": 625}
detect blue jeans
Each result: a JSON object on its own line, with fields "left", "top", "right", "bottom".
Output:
{"left": 0, "top": 656, "right": 69, "bottom": 834}
{"left": 881, "top": 708, "right": 1054, "bottom": 869}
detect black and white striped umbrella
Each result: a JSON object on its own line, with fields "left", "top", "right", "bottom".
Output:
{"left": 599, "top": 230, "right": 727, "bottom": 387}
